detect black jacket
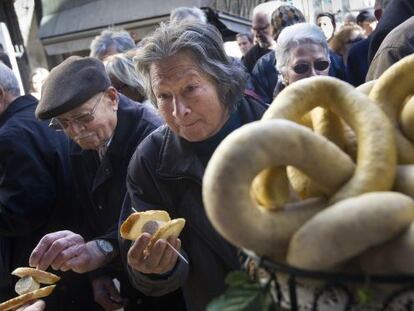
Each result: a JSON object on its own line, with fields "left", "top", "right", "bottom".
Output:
{"left": 70, "top": 95, "right": 184, "bottom": 310}
{"left": 0, "top": 95, "right": 90, "bottom": 309}
{"left": 121, "top": 97, "right": 267, "bottom": 311}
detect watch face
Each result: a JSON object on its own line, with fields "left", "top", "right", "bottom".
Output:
{"left": 97, "top": 240, "right": 113, "bottom": 253}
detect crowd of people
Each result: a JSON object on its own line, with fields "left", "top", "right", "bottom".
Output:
{"left": 1, "top": 1, "right": 414, "bottom": 310}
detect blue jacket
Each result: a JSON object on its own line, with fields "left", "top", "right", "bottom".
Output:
{"left": 69, "top": 95, "right": 184, "bottom": 309}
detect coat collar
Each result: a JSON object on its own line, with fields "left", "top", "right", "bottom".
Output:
{"left": 1, "top": 95, "right": 37, "bottom": 125}
{"left": 155, "top": 96, "right": 267, "bottom": 182}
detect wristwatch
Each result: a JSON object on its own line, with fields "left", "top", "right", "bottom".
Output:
{"left": 94, "top": 239, "right": 117, "bottom": 264}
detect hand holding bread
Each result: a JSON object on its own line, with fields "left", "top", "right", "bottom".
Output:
{"left": 0, "top": 268, "right": 59, "bottom": 311}
{"left": 121, "top": 210, "right": 186, "bottom": 274}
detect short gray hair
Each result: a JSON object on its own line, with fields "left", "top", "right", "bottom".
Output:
{"left": 90, "top": 29, "right": 135, "bottom": 60}
{"left": 104, "top": 51, "right": 146, "bottom": 100}
{"left": 276, "top": 23, "right": 329, "bottom": 75}
{"left": 134, "top": 21, "right": 247, "bottom": 111}
{"left": 170, "top": 7, "right": 207, "bottom": 24}
{"left": 0, "top": 62, "right": 20, "bottom": 97}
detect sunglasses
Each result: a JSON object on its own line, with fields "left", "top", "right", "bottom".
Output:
{"left": 292, "top": 60, "right": 330, "bottom": 75}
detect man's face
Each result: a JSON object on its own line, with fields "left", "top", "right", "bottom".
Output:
{"left": 359, "top": 20, "right": 378, "bottom": 36}
{"left": 237, "top": 36, "right": 253, "bottom": 56}
{"left": 252, "top": 13, "right": 273, "bottom": 48}
{"left": 56, "top": 90, "right": 118, "bottom": 150}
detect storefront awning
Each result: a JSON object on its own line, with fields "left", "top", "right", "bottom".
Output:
{"left": 39, "top": 0, "right": 251, "bottom": 55}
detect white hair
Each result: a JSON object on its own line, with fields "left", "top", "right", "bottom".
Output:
{"left": 275, "top": 23, "right": 329, "bottom": 75}
{"left": 0, "top": 63, "right": 20, "bottom": 97}
{"left": 252, "top": 1, "right": 284, "bottom": 22}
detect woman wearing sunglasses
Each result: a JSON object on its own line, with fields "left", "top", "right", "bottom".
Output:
{"left": 273, "top": 23, "right": 331, "bottom": 98}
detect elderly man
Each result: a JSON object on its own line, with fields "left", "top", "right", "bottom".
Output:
{"left": 30, "top": 56, "right": 184, "bottom": 310}
{"left": 0, "top": 64, "right": 96, "bottom": 310}
{"left": 242, "top": 2, "right": 279, "bottom": 73}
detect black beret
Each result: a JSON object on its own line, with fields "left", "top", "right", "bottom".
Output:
{"left": 36, "top": 56, "right": 111, "bottom": 120}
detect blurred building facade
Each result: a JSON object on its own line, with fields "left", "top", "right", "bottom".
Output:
{"left": 4, "top": 0, "right": 376, "bottom": 92}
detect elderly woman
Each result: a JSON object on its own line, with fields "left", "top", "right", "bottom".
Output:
{"left": 274, "top": 23, "right": 332, "bottom": 96}
{"left": 120, "top": 21, "right": 267, "bottom": 311}
{"left": 104, "top": 51, "right": 148, "bottom": 104}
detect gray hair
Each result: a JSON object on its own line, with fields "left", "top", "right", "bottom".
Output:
{"left": 170, "top": 7, "right": 207, "bottom": 24}
{"left": 90, "top": 29, "right": 135, "bottom": 60}
{"left": 134, "top": 21, "right": 247, "bottom": 111}
{"left": 252, "top": 1, "right": 283, "bottom": 23}
{"left": 104, "top": 51, "right": 146, "bottom": 100}
{"left": 0, "top": 62, "right": 20, "bottom": 97}
{"left": 275, "top": 23, "right": 329, "bottom": 76}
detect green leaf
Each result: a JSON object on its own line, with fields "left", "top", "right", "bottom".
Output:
{"left": 225, "top": 271, "right": 250, "bottom": 287}
{"left": 207, "top": 284, "right": 263, "bottom": 311}
{"left": 208, "top": 271, "right": 277, "bottom": 311}
{"left": 356, "top": 287, "right": 372, "bottom": 305}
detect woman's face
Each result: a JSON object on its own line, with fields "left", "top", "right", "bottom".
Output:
{"left": 150, "top": 51, "right": 229, "bottom": 142}
{"left": 284, "top": 43, "right": 330, "bottom": 86}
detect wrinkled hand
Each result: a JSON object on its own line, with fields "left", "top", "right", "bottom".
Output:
{"left": 16, "top": 300, "right": 45, "bottom": 311}
{"left": 29, "top": 230, "right": 106, "bottom": 273}
{"left": 92, "top": 276, "right": 125, "bottom": 311}
{"left": 127, "top": 233, "right": 181, "bottom": 275}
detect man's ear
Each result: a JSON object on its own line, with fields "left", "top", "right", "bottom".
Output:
{"left": 106, "top": 87, "right": 119, "bottom": 110}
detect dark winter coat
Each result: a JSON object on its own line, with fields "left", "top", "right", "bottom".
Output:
{"left": 120, "top": 96, "right": 267, "bottom": 311}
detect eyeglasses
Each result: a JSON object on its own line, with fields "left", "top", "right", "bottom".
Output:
{"left": 291, "top": 60, "right": 330, "bottom": 75}
{"left": 49, "top": 93, "right": 105, "bottom": 131}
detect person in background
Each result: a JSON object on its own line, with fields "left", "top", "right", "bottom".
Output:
{"left": 90, "top": 29, "right": 136, "bottom": 61}
{"left": 274, "top": 23, "right": 331, "bottom": 96}
{"left": 343, "top": 13, "right": 357, "bottom": 26}
{"left": 242, "top": 1, "right": 280, "bottom": 73}
{"left": 170, "top": 6, "right": 207, "bottom": 24}
{"left": 0, "top": 63, "right": 95, "bottom": 310}
{"left": 249, "top": 4, "right": 306, "bottom": 104}
{"left": 368, "top": 0, "right": 414, "bottom": 64}
{"left": 346, "top": 0, "right": 391, "bottom": 86}
{"left": 356, "top": 10, "right": 378, "bottom": 36}
{"left": 30, "top": 67, "right": 49, "bottom": 100}
{"left": 366, "top": 15, "right": 414, "bottom": 80}
{"left": 31, "top": 56, "right": 184, "bottom": 310}
{"left": 104, "top": 51, "right": 149, "bottom": 105}
{"left": 329, "top": 24, "right": 365, "bottom": 66}
{"left": 236, "top": 33, "right": 253, "bottom": 57}
{"left": 121, "top": 21, "right": 267, "bottom": 311}
{"left": 316, "top": 12, "right": 336, "bottom": 43}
